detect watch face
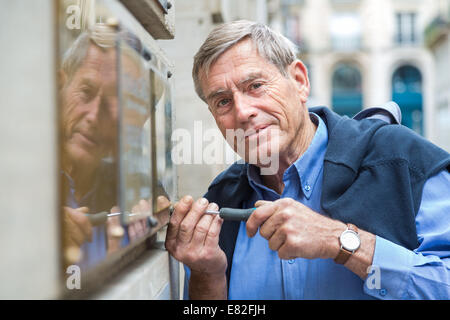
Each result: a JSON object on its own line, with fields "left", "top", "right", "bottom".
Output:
{"left": 340, "top": 230, "right": 360, "bottom": 251}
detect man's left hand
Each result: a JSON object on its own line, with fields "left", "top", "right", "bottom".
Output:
{"left": 246, "top": 198, "right": 346, "bottom": 260}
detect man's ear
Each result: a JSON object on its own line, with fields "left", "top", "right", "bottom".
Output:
{"left": 288, "top": 60, "right": 310, "bottom": 103}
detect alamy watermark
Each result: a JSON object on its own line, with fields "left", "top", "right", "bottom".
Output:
{"left": 66, "top": 265, "right": 81, "bottom": 290}
{"left": 171, "top": 121, "right": 280, "bottom": 175}
{"left": 366, "top": 265, "right": 381, "bottom": 290}
{"left": 66, "top": 5, "right": 81, "bottom": 30}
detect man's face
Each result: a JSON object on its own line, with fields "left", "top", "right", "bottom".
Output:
{"left": 200, "top": 39, "right": 310, "bottom": 168}
{"left": 61, "top": 45, "right": 118, "bottom": 170}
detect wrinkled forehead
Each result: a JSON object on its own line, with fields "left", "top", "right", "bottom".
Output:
{"left": 201, "top": 38, "right": 267, "bottom": 79}
{"left": 200, "top": 39, "right": 280, "bottom": 90}
{"left": 73, "top": 44, "right": 143, "bottom": 83}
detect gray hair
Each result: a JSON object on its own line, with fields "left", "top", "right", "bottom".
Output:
{"left": 61, "top": 24, "right": 143, "bottom": 85}
{"left": 192, "top": 20, "right": 299, "bottom": 101}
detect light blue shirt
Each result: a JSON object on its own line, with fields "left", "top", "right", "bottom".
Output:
{"left": 184, "top": 114, "right": 450, "bottom": 299}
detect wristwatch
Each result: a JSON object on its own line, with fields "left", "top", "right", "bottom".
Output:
{"left": 334, "top": 224, "right": 360, "bottom": 265}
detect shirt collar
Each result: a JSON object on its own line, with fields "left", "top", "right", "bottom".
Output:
{"left": 247, "top": 112, "right": 328, "bottom": 199}
{"left": 292, "top": 113, "right": 328, "bottom": 199}
{"left": 61, "top": 171, "right": 97, "bottom": 208}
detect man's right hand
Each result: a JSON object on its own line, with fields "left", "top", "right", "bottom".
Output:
{"left": 63, "top": 206, "right": 93, "bottom": 264}
{"left": 165, "top": 196, "right": 227, "bottom": 299}
{"left": 165, "top": 196, "right": 227, "bottom": 275}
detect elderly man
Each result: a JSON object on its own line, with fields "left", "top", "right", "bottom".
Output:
{"left": 165, "top": 20, "right": 450, "bottom": 299}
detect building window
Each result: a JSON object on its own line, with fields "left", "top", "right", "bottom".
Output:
{"left": 396, "top": 12, "right": 418, "bottom": 45}
{"left": 281, "top": 1, "right": 304, "bottom": 48}
{"left": 284, "top": 12, "right": 302, "bottom": 47}
{"left": 331, "top": 63, "right": 363, "bottom": 117}
{"left": 330, "top": 13, "right": 362, "bottom": 51}
{"left": 392, "top": 65, "right": 423, "bottom": 135}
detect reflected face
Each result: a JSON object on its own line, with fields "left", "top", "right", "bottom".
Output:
{"left": 62, "top": 45, "right": 118, "bottom": 169}
{"left": 200, "top": 39, "right": 310, "bottom": 167}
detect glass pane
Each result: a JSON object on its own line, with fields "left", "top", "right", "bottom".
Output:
{"left": 116, "top": 34, "right": 153, "bottom": 247}
{"left": 58, "top": 1, "right": 120, "bottom": 270}
{"left": 58, "top": 0, "right": 175, "bottom": 276}
{"left": 150, "top": 66, "right": 174, "bottom": 227}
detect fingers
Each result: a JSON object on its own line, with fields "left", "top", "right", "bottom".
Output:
{"left": 138, "top": 199, "right": 151, "bottom": 214}
{"left": 110, "top": 206, "right": 120, "bottom": 214}
{"left": 165, "top": 196, "right": 223, "bottom": 254}
{"left": 66, "top": 206, "right": 93, "bottom": 242}
{"left": 166, "top": 195, "right": 193, "bottom": 242}
{"left": 191, "top": 202, "right": 218, "bottom": 246}
{"left": 128, "top": 205, "right": 142, "bottom": 242}
{"left": 130, "top": 200, "right": 149, "bottom": 238}
{"left": 156, "top": 195, "right": 171, "bottom": 211}
{"left": 63, "top": 206, "right": 93, "bottom": 265}
{"left": 164, "top": 197, "right": 227, "bottom": 276}
{"left": 106, "top": 215, "right": 123, "bottom": 253}
{"left": 139, "top": 199, "right": 151, "bottom": 233}
{"left": 246, "top": 202, "right": 277, "bottom": 238}
{"left": 259, "top": 212, "right": 287, "bottom": 240}
{"left": 64, "top": 214, "right": 85, "bottom": 246}
{"left": 267, "top": 227, "right": 287, "bottom": 252}
{"left": 177, "top": 197, "right": 209, "bottom": 244}
{"left": 255, "top": 200, "right": 272, "bottom": 207}
{"left": 204, "top": 213, "right": 224, "bottom": 248}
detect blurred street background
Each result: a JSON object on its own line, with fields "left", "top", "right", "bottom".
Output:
{"left": 159, "top": 0, "right": 450, "bottom": 199}
{"left": 0, "top": 0, "right": 449, "bottom": 300}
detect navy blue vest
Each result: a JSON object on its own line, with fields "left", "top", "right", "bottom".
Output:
{"left": 204, "top": 106, "right": 450, "bottom": 290}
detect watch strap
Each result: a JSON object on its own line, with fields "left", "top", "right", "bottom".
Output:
{"left": 347, "top": 224, "right": 358, "bottom": 233}
{"left": 334, "top": 247, "right": 352, "bottom": 265}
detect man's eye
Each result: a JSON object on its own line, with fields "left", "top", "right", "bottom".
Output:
{"left": 250, "top": 82, "right": 263, "bottom": 90}
{"left": 217, "top": 98, "right": 231, "bottom": 107}
{"left": 80, "top": 86, "right": 94, "bottom": 100}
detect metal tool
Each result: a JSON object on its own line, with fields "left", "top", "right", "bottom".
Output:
{"left": 167, "top": 204, "right": 256, "bottom": 221}
{"left": 85, "top": 211, "right": 158, "bottom": 227}
{"left": 205, "top": 207, "right": 256, "bottom": 221}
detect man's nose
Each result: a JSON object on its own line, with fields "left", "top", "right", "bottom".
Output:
{"left": 233, "top": 91, "right": 257, "bottom": 123}
{"left": 85, "top": 95, "right": 102, "bottom": 124}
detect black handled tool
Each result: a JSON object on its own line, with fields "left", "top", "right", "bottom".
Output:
{"left": 205, "top": 207, "right": 256, "bottom": 221}
{"left": 168, "top": 205, "right": 256, "bottom": 221}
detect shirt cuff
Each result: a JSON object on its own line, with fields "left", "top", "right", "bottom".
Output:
{"left": 363, "top": 236, "right": 414, "bottom": 299}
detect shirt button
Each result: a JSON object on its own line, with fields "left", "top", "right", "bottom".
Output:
{"left": 288, "top": 259, "right": 295, "bottom": 264}
{"left": 379, "top": 289, "right": 387, "bottom": 297}
{"left": 304, "top": 185, "right": 311, "bottom": 192}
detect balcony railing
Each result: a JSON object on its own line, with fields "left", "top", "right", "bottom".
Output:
{"left": 331, "top": 36, "right": 362, "bottom": 52}
{"left": 331, "top": 0, "right": 361, "bottom": 6}
{"left": 424, "top": 15, "right": 450, "bottom": 48}
{"left": 282, "top": 0, "right": 305, "bottom": 6}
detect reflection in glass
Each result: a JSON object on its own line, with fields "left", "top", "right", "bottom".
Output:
{"left": 58, "top": 1, "right": 175, "bottom": 274}
{"left": 117, "top": 35, "right": 153, "bottom": 246}
{"left": 60, "top": 23, "right": 120, "bottom": 269}
{"left": 152, "top": 68, "right": 175, "bottom": 221}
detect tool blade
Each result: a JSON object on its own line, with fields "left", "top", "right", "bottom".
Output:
{"left": 205, "top": 210, "right": 220, "bottom": 215}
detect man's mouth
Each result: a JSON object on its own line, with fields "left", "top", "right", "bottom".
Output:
{"left": 76, "top": 131, "right": 99, "bottom": 147}
{"left": 244, "top": 125, "right": 271, "bottom": 139}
